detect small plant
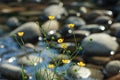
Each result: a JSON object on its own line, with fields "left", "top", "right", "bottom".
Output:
{"left": 14, "top": 15, "right": 88, "bottom": 80}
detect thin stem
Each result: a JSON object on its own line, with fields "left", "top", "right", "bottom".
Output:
{"left": 22, "top": 64, "right": 25, "bottom": 80}
{"left": 72, "top": 29, "right": 78, "bottom": 48}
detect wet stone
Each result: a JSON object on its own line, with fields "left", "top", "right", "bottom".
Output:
{"left": 94, "top": 10, "right": 113, "bottom": 17}
{"left": 59, "top": 24, "right": 71, "bottom": 37}
{"left": 67, "top": 65, "right": 103, "bottom": 80}
{"left": 83, "top": 10, "right": 103, "bottom": 23}
{"left": 86, "top": 64, "right": 103, "bottom": 70}
{"left": 80, "top": 24, "right": 106, "bottom": 33}
{"left": 17, "top": 54, "right": 43, "bottom": 66}
{"left": 41, "top": 20, "right": 60, "bottom": 33}
{"left": 35, "top": 68, "right": 64, "bottom": 80}
{"left": 79, "top": 6, "right": 88, "bottom": 15}
{"left": 110, "top": 23, "right": 120, "bottom": 38}
{"left": 9, "top": 22, "right": 41, "bottom": 44}
{"left": 107, "top": 73, "right": 120, "bottom": 80}
{"left": 81, "top": 33, "right": 119, "bottom": 56}
{"left": 94, "top": 16, "right": 112, "bottom": 28}
{"left": 64, "top": 30, "right": 90, "bottom": 43}
{"left": 85, "top": 56, "right": 111, "bottom": 66}
{"left": 65, "top": 16, "right": 86, "bottom": 29}
{"left": 19, "top": 11, "right": 41, "bottom": 17}
{"left": 39, "top": 5, "right": 68, "bottom": 21}
{"left": 105, "top": 60, "right": 120, "bottom": 77}
{"left": 0, "top": 63, "right": 30, "bottom": 80}
{"left": 112, "top": 54, "right": 120, "bottom": 60}
{"left": 6, "top": 17, "right": 20, "bottom": 30}
{"left": 24, "top": 43, "right": 35, "bottom": 49}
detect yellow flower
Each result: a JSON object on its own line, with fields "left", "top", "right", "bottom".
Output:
{"left": 62, "top": 59, "right": 71, "bottom": 64}
{"left": 57, "top": 38, "right": 64, "bottom": 43}
{"left": 17, "top": 32, "right": 24, "bottom": 37}
{"left": 48, "top": 64, "right": 55, "bottom": 68}
{"left": 77, "top": 61, "right": 86, "bottom": 67}
{"left": 67, "top": 24, "right": 75, "bottom": 28}
{"left": 61, "top": 43, "right": 67, "bottom": 49}
{"left": 48, "top": 15, "right": 55, "bottom": 20}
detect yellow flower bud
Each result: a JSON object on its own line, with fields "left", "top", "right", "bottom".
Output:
{"left": 48, "top": 16, "right": 55, "bottom": 20}
{"left": 17, "top": 32, "right": 24, "bottom": 37}
{"left": 62, "top": 59, "right": 71, "bottom": 64}
{"left": 67, "top": 24, "right": 75, "bottom": 28}
{"left": 48, "top": 64, "right": 55, "bottom": 68}
{"left": 77, "top": 61, "right": 86, "bottom": 67}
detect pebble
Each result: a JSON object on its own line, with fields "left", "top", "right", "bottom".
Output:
{"left": 64, "top": 30, "right": 90, "bottom": 43}
{"left": 105, "top": 60, "right": 120, "bottom": 77}
{"left": 6, "top": 17, "right": 20, "bottom": 30}
{"left": 41, "top": 20, "right": 60, "bottom": 33}
{"left": 112, "top": 54, "right": 120, "bottom": 60}
{"left": 65, "top": 16, "right": 86, "bottom": 29}
{"left": 107, "top": 73, "right": 120, "bottom": 80}
{"left": 67, "top": 65, "right": 103, "bottom": 80}
{"left": 0, "top": 63, "right": 30, "bottom": 80}
{"left": 80, "top": 24, "right": 106, "bottom": 33}
{"left": 110, "top": 23, "right": 120, "bottom": 38}
{"left": 40, "top": 5, "right": 68, "bottom": 20}
{"left": 35, "top": 68, "right": 63, "bottom": 80}
{"left": 83, "top": 10, "right": 103, "bottom": 23}
{"left": 17, "top": 54, "right": 43, "bottom": 66}
{"left": 94, "top": 16, "right": 112, "bottom": 28}
{"left": 19, "top": 11, "right": 41, "bottom": 17}
{"left": 9, "top": 22, "right": 41, "bottom": 44}
{"left": 85, "top": 56, "right": 111, "bottom": 66}
{"left": 81, "top": 33, "right": 119, "bottom": 56}
{"left": 24, "top": 43, "right": 35, "bottom": 49}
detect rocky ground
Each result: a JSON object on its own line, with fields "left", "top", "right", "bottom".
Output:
{"left": 0, "top": 0, "right": 120, "bottom": 80}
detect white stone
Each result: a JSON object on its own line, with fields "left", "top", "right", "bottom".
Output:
{"left": 81, "top": 33, "right": 119, "bottom": 56}
{"left": 41, "top": 20, "right": 60, "bottom": 32}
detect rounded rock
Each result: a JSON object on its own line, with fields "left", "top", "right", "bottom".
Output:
{"left": 105, "top": 60, "right": 120, "bottom": 77}
{"left": 41, "top": 20, "right": 60, "bottom": 33}
{"left": 65, "top": 16, "right": 86, "bottom": 29}
{"left": 81, "top": 33, "right": 119, "bottom": 56}
{"left": 67, "top": 65, "right": 103, "bottom": 80}
{"left": 94, "top": 16, "right": 112, "bottom": 27}
{"left": 9, "top": 22, "right": 41, "bottom": 44}
{"left": 39, "top": 5, "right": 68, "bottom": 21}
{"left": 6, "top": 17, "right": 20, "bottom": 30}
{"left": 80, "top": 24, "right": 106, "bottom": 33}
{"left": 35, "top": 68, "right": 63, "bottom": 80}
{"left": 110, "top": 23, "right": 120, "bottom": 38}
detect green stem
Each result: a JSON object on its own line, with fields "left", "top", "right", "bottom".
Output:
{"left": 22, "top": 64, "right": 25, "bottom": 80}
